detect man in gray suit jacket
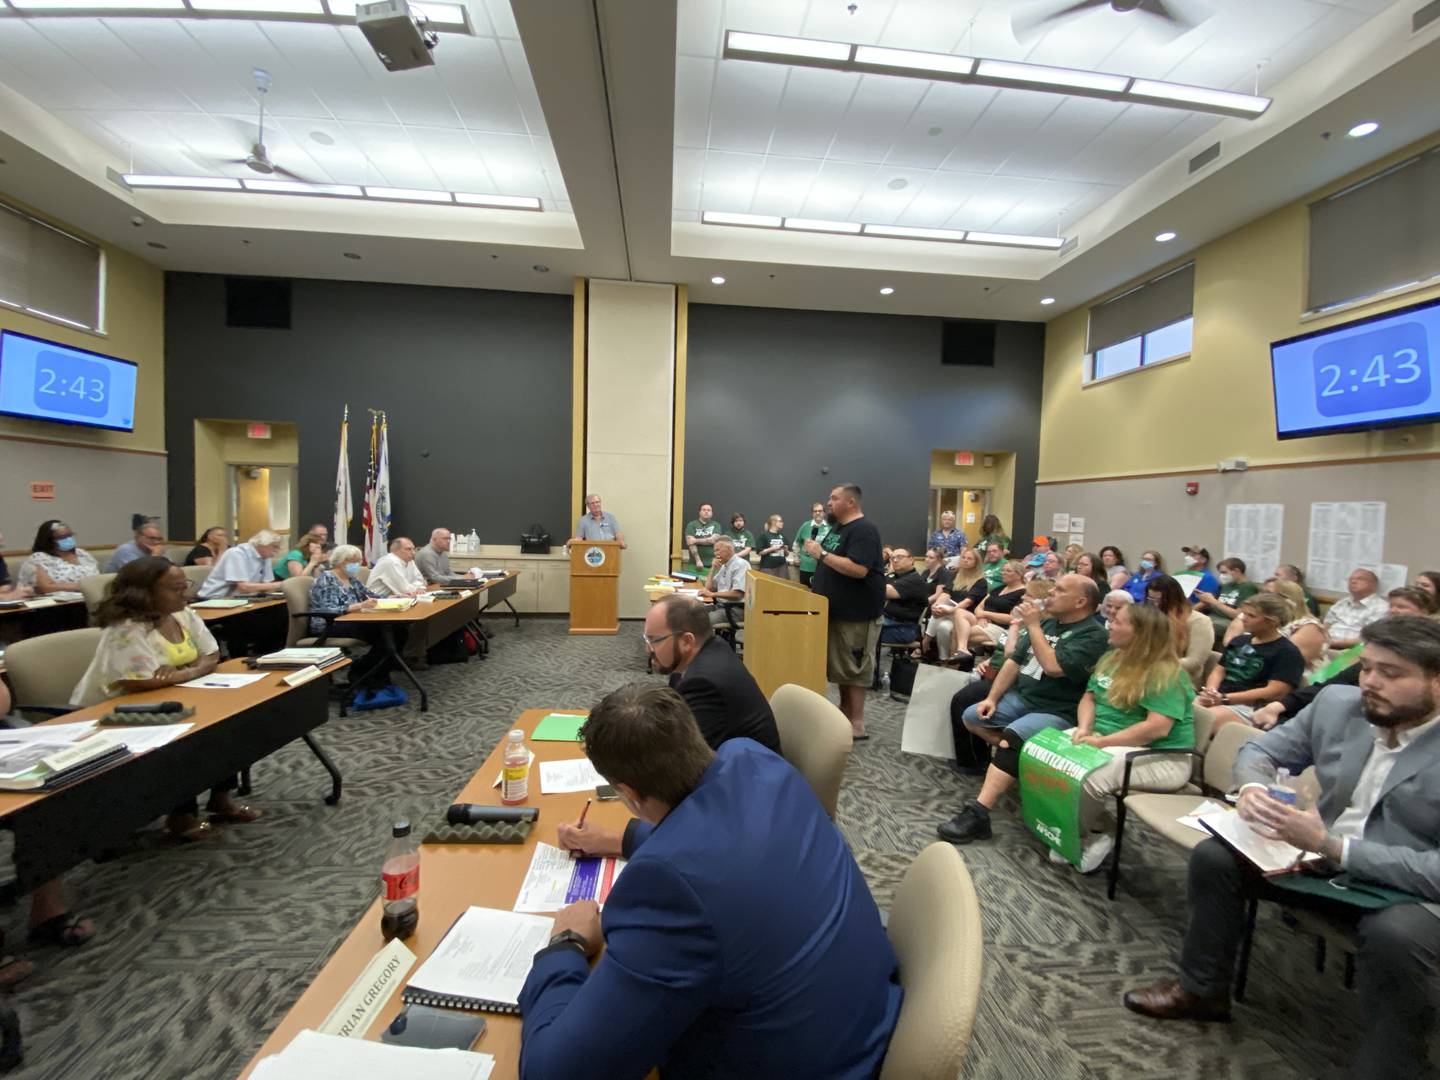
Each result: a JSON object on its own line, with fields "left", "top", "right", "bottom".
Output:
{"left": 1124, "top": 615, "right": 1440, "bottom": 1079}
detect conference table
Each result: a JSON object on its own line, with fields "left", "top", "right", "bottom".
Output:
{"left": 336, "top": 572, "right": 522, "bottom": 713}
{"left": 0, "top": 657, "right": 348, "bottom": 902}
{"left": 0, "top": 596, "right": 87, "bottom": 646}
{"left": 196, "top": 595, "right": 289, "bottom": 656}
{"left": 240, "top": 706, "right": 630, "bottom": 1080}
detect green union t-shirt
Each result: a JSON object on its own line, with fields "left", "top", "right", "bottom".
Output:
{"left": 685, "top": 519, "right": 719, "bottom": 568}
{"left": 1210, "top": 580, "right": 1260, "bottom": 630}
{"left": 1088, "top": 664, "right": 1195, "bottom": 750}
{"left": 982, "top": 558, "right": 1005, "bottom": 590}
{"left": 1009, "top": 616, "right": 1110, "bottom": 720}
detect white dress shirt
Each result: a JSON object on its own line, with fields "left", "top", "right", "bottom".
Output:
{"left": 1330, "top": 712, "right": 1440, "bottom": 865}
{"left": 367, "top": 553, "right": 425, "bottom": 597}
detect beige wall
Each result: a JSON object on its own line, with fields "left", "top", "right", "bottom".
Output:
{"left": 1038, "top": 132, "right": 1440, "bottom": 484}
{"left": 193, "top": 419, "right": 300, "bottom": 540}
{"left": 927, "top": 450, "right": 1016, "bottom": 542}
{"left": 585, "top": 280, "right": 677, "bottom": 618}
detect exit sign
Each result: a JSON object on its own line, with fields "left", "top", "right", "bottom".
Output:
{"left": 247, "top": 423, "right": 272, "bottom": 439}
{"left": 29, "top": 481, "right": 55, "bottom": 500}
{"left": 954, "top": 452, "right": 974, "bottom": 467}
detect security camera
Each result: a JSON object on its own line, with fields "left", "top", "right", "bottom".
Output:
{"left": 357, "top": 0, "right": 438, "bottom": 71}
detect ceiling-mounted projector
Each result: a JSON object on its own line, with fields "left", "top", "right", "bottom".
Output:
{"left": 357, "top": 0, "right": 438, "bottom": 71}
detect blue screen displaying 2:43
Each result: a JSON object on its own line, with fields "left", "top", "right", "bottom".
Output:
{"left": 1271, "top": 297, "right": 1440, "bottom": 439}
{"left": 0, "top": 330, "right": 138, "bottom": 432}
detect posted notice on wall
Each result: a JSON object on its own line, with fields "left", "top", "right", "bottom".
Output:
{"left": 1307, "top": 501, "right": 1386, "bottom": 594}
{"left": 1051, "top": 513, "right": 1070, "bottom": 533}
{"left": 1223, "top": 503, "right": 1284, "bottom": 583}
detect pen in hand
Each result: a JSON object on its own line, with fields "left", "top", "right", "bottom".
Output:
{"left": 568, "top": 798, "right": 593, "bottom": 860}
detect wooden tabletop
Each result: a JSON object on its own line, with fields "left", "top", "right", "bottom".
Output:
{"left": 0, "top": 657, "right": 347, "bottom": 820}
{"left": 194, "top": 597, "right": 287, "bottom": 622}
{"left": 239, "top": 706, "right": 630, "bottom": 1079}
{"left": 337, "top": 588, "right": 485, "bottom": 624}
{"left": 0, "top": 597, "right": 85, "bottom": 618}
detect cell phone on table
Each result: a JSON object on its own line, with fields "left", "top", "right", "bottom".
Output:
{"left": 596, "top": 784, "right": 619, "bottom": 801}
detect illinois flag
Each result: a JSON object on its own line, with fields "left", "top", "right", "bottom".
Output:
{"left": 333, "top": 405, "right": 351, "bottom": 545}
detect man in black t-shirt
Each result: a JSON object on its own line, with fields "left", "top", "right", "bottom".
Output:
{"left": 805, "top": 483, "right": 885, "bottom": 739}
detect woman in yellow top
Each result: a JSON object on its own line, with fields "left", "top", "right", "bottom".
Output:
{"left": 71, "top": 557, "right": 262, "bottom": 841}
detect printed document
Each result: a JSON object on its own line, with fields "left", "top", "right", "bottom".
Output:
{"left": 514, "top": 842, "right": 625, "bottom": 913}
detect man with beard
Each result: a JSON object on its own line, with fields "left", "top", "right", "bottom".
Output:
{"left": 1124, "top": 616, "right": 1440, "bottom": 1079}
{"left": 641, "top": 594, "right": 780, "bottom": 754}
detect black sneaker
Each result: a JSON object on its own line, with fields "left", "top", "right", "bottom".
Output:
{"left": 936, "top": 803, "right": 991, "bottom": 844}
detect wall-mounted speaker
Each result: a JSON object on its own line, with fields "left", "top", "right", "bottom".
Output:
{"left": 941, "top": 320, "right": 996, "bottom": 366}
{"left": 225, "top": 277, "right": 292, "bottom": 329}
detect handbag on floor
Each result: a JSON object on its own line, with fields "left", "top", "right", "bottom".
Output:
{"left": 889, "top": 653, "right": 919, "bottom": 698}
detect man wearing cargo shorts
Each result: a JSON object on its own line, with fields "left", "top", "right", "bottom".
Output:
{"left": 805, "top": 483, "right": 885, "bottom": 740}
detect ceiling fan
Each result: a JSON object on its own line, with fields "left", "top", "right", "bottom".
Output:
{"left": 1012, "top": 0, "right": 1210, "bottom": 44}
{"left": 220, "top": 68, "right": 314, "bottom": 182}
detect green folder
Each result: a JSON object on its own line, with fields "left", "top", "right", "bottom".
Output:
{"left": 531, "top": 713, "right": 587, "bottom": 742}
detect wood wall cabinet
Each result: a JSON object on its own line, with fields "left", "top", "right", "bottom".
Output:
{"left": 450, "top": 548, "right": 571, "bottom": 614}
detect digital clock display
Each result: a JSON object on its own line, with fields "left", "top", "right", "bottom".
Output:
{"left": 1272, "top": 296, "right": 1440, "bottom": 440}
{"left": 0, "top": 330, "right": 137, "bottom": 432}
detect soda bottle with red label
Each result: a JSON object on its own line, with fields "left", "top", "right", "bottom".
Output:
{"left": 380, "top": 820, "right": 420, "bottom": 941}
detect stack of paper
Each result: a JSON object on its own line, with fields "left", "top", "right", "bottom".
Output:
{"left": 251, "top": 1030, "right": 494, "bottom": 1080}
{"left": 514, "top": 842, "right": 625, "bottom": 913}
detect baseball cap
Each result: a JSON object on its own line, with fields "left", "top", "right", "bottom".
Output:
{"left": 1181, "top": 544, "right": 1210, "bottom": 559}
{"left": 1031, "top": 535, "right": 1050, "bottom": 547}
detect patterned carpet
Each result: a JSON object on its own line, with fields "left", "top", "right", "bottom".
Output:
{"left": 1, "top": 619, "right": 1373, "bottom": 1079}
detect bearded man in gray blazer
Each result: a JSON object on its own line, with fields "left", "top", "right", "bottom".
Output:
{"left": 1125, "top": 615, "right": 1440, "bottom": 1079}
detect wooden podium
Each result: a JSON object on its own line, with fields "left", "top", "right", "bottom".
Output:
{"left": 742, "top": 572, "right": 828, "bottom": 699}
{"left": 569, "top": 541, "right": 622, "bottom": 635}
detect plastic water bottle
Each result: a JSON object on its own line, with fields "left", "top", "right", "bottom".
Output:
{"left": 501, "top": 729, "right": 530, "bottom": 804}
{"left": 380, "top": 821, "right": 420, "bottom": 941}
{"left": 1268, "top": 767, "right": 1298, "bottom": 806}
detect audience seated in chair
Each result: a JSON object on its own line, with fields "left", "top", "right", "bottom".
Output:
{"left": 105, "top": 521, "right": 166, "bottom": 573}
{"left": 1324, "top": 567, "right": 1389, "bottom": 649}
{"left": 71, "top": 557, "right": 260, "bottom": 842}
{"left": 698, "top": 537, "right": 748, "bottom": 631}
{"left": 1144, "top": 574, "right": 1215, "bottom": 688}
{"left": 196, "top": 529, "right": 283, "bottom": 599}
{"left": 1192, "top": 557, "right": 1258, "bottom": 637}
{"left": 273, "top": 530, "right": 327, "bottom": 581}
{"left": 19, "top": 519, "right": 100, "bottom": 594}
{"left": 1099, "top": 545, "right": 1129, "bottom": 590}
{"left": 183, "top": 526, "right": 229, "bottom": 567}
{"left": 942, "top": 559, "right": 1029, "bottom": 663}
{"left": 1198, "top": 593, "right": 1304, "bottom": 729}
{"left": 1124, "top": 616, "right": 1440, "bottom": 1080}
{"left": 1101, "top": 588, "right": 1133, "bottom": 627}
{"left": 1124, "top": 549, "right": 1163, "bottom": 603}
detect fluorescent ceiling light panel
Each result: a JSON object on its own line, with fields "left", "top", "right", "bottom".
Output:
{"left": 862, "top": 224, "right": 968, "bottom": 242}
{"left": 724, "top": 31, "right": 851, "bottom": 63}
{"left": 974, "top": 59, "right": 1128, "bottom": 94}
{"left": 454, "top": 192, "right": 543, "bottom": 210}
{"left": 242, "top": 178, "right": 363, "bottom": 196}
{"left": 783, "top": 217, "right": 862, "bottom": 234}
{"left": 364, "top": 186, "right": 454, "bottom": 203}
{"left": 1127, "top": 79, "right": 1269, "bottom": 116}
{"left": 964, "top": 231, "right": 1065, "bottom": 250}
{"left": 702, "top": 210, "right": 783, "bottom": 228}
{"left": 10, "top": 0, "right": 184, "bottom": 6}
{"left": 853, "top": 45, "right": 973, "bottom": 77}
{"left": 189, "top": 0, "right": 324, "bottom": 11}
{"left": 123, "top": 174, "right": 243, "bottom": 190}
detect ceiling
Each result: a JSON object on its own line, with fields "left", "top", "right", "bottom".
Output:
{"left": 0, "top": 0, "right": 1436, "bottom": 321}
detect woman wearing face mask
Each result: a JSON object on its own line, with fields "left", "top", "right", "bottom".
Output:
{"left": 1124, "top": 550, "right": 1164, "bottom": 603}
{"left": 19, "top": 519, "right": 100, "bottom": 594}
{"left": 307, "top": 544, "right": 386, "bottom": 680}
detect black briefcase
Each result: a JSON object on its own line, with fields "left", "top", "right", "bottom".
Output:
{"left": 520, "top": 524, "right": 551, "bottom": 554}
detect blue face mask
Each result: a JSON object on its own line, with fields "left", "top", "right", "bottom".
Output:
{"left": 1139, "top": 558, "right": 1156, "bottom": 571}
{"left": 56, "top": 536, "right": 77, "bottom": 552}
{"left": 343, "top": 562, "right": 363, "bottom": 576}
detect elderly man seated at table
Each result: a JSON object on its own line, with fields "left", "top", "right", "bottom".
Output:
{"left": 520, "top": 683, "right": 900, "bottom": 1080}
{"left": 196, "top": 530, "right": 284, "bottom": 599}
{"left": 413, "top": 528, "right": 455, "bottom": 585}
{"left": 367, "top": 537, "right": 427, "bottom": 597}
{"left": 105, "top": 520, "right": 166, "bottom": 573}
{"left": 698, "top": 536, "right": 748, "bottom": 628}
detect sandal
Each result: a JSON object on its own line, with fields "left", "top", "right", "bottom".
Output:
{"left": 208, "top": 804, "right": 263, "bottom": 824}
{"left": 0, "top": 955, "right": 34, "bottom": 991}
{"left": 27, "top": 913, "right": 93, "bottom": 948}
{"left": 170, "top": 819, "right": 218, "bottom": 843}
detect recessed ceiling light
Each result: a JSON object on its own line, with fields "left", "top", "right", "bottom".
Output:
{"left": 1040, "top": 297, "right": 1055, "bottom": 305}
{"left": 927, "top": 126, "right": 943, "bottom": 136}
{"left": 146, "top": 241, "right": 168, "bottom": 250}
{"left": 701, "top": 210, "right": 784, "bottom": 228}
{"left": 1347, "top": 121, "right": 1379, "bottom": 138}
{"left": 454, "top": 192, "right": 543, "bottom": 210}
{"left": 862, "top": 224, "right": 968, "bottom": 243}
{"left": 886, "top": 178, "right": 909, "bottom": 191}
{"left": 879, "top": 287, "right": 894, "bottom": 296}
{"left": 1155, "top": 231, "right": 1177, "bottom": 243}
{"left": 342, "top": 252, "right": 362, "bottom": 260}
{"left": 364, "top": 186, "right": 453, "bottom": 203}
{"left": 122, "top": 174, "right": 243, "bottom": 191}
{"left": 725, "top": 30, "right": 850, "bottom": 63}
{"left": 710, "top": 276, "right": 726, "bottom": 285}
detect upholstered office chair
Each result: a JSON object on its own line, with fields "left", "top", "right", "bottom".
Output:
{"left": 280, "top": 576, "right": 368, "bottom": 650}
{"left": 77, "top": 573, "right": 115, "bottom": 623}
{"left": 5, "top": 628, "right": 103, "bottom": 718}
{"left": 880, "top": 842, "right": 983, "bottom": 1080}
{"left": 180, "top": 564, "right": 212, "bottom": 596}
{"left": 354, "top": 566, "right": 371, "bottom": 587}
{"left": 768, "top": 683, "right": 852, "bottom": 819}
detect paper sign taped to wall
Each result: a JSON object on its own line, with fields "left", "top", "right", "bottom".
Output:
{"left": 1068, "top": 535, "right": 1085, "bottom": 549}
{"left": 1069, "top": 516, "right": 1086, "bottom": 532}
{"left": 1051, "top": 513, "right": 1070, "bottom": 533}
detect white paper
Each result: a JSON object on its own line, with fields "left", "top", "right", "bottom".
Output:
{"left": 255, "top": 1030, "right": 494, "bottom": 1080}
{"left": 1223, "top": 503, "right": 1284, "bottom": 583}
{"left": 406, "top": 906, "right": 553, "bottom": 1005}
{"left": 1067, "top": 534, "right": 1085, "bottom": 549}
{"left": 1176, "top": 800, "right": 1230, "bottom": 834}
{"left": 1378, "top": 563, "right": 1409, "bottom": 592}
{"left": 179, "top": 673, "right": 269, "bottom": 689}
{"left": 1308, "top": 501, "right": 1386, "bottom": 594}
{"left": 491, "top": 749, "right": 535, "bottom": 788}
{"left": 1050, "top": 513, "right": 1070, "bottom": 533}
{"left": 0, "top": 720, "right": 98, "bottom": 744}
{"left": 1198, "top": 809, "right": 1315, "bottom": 874}
{"left": 514, "top": 842, "right": 626, "bottom": 913}
{"left": 112, "top": 723, "right": 194, "bottom": 754}
{"left": 1068, "top": 516, "right": 1086, "bottom": 533}
{"left": 539, "top": 758, "right": 606, "bottom": 794}
{"left": 1173, "top": 572, "right": 1203, "bottom": 599}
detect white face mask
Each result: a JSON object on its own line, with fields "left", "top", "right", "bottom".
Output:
{"left": 1218, "top": 572, "right": 1235, "bottom": 586}
{"left": 1183, "top": 555, "right": 1198, "bottom": 569}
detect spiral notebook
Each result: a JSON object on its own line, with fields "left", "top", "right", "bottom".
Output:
{"left": 400, "top": 906, "right": 555, "bottom": 1014}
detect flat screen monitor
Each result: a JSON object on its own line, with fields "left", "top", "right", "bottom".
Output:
{"left": 0, "top": 329, "right": 138, "bottom": 432}
{"left": 1271, "top": 294, "right": 1440, "bottom": 440}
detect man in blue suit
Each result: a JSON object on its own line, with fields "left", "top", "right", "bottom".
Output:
{"left": 518, "top": 682, "right": 902, "bottom": 1079}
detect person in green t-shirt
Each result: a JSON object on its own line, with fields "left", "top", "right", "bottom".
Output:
{"left": 726, "top": 513, "right": 756, "bottom": 560}
{"left": 980, "top": 540, "right": 1006, "bottom": 591}
{"left": 792, "top": 502, "right": 830, "bottom": 587}
{"left": 756, "top": 514, "right": 789, "bottom": 577}
{"left": 1194, "top": 557, "right": 1260, "bottom": 636}
{"left": 1061, "top": 602, "right": 1196, "bottom": 872}
{"left": 684, "top": 503, "right": 719, "bottom": 571}
{"left": 977, "top": 515, "right": 1010, "bottom": 557}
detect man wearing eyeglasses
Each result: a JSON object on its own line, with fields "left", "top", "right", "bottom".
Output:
{"left": 106, "top": 521, "right": 166, "bottom": 572}
{"left": 642, "top": 594, "right": 780, "bottom": 754}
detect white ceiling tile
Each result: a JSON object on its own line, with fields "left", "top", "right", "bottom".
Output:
{"left": 697, "top": 149, "right": 766, "bottom": 213}
{"left": 674, "top": 56, "right": 716, "bottom": 149}
{"left": 798, "top": 0, "right": 901, "bottom": 45}
{"left": 532, "top": 137, "right": 566, "bottom": 201}
{"left": 477, "top": 0, "right": 519, "bottom": 40}
{"left": 828, "top": 74, "right": 928, "bottom": 163}
{"left": 341, "top": 121, "right": 441, "bottom": 187}
{"left": 676, "top": 0, "right": 723, "bottom": 58}
{"left": 799, "top": 160, "right": 878, "bottom": 219}
{"left": 882, "top": 83, "right": 997, "bottom": 170}
{"left": 874, "top": 0, "right": 982, "bottom": 52}
{"left": 495, "top": 38, "right": 548, "bottom": 135}
{"left": 749, "top": 155, "right": 823, "bottom": 217}
{"left": 895, "top": 170, "right": 989, "bottom": 229}
{"left": 708, "top": 61, "right": 788, "bottom": 154}
{"left": 720, "top": 0, "right": 808, "bottom": 39}
{"left": 408, "top": 126, "right": 494, "bottom": 190}
{"left": 103, "top": 20, "right": 258, "bottom": 114}
{"left": 673, "top": 147, "right": 706, "bottom": 212}
{"left": 936, "top": 89, "right": 1057, "bottom": 174}
{"left": 468, "top": 131, "right": 547, "bottom": 196}
{"left": 0, "top": 26, "right": 127, "bottom": 111}
{"left": 767, "top": 66, "right": 856, "bottom": 159}
{"left": 849, "top": 166, "right": 938, "bottom": 224}
{"left": 993, "top": 96, "right": 1121, "bottom": 178}
{"left": 32, "top": 20, "right": 192, "bottom": 111}
{"left": 947, "top": 175, "right": 1044, "bottom": 232}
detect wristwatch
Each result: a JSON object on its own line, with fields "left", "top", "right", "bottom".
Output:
{"left": 547, "top": 929, "right": 590, "bottom": 956}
